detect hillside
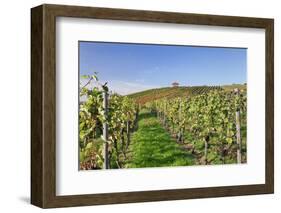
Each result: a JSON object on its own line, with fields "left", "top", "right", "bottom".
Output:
{"left": 127, "top": 84, "right": 246, "bottom": 105}
{"left": 221, "top": 84, "right": 247, "bottom": 91}
{"left": 127, "top": 86, "right": 190, "bottom": 105}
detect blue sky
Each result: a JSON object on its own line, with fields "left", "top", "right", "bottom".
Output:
{"left": 79, "top": 41, "right": 246, "bottom": 95}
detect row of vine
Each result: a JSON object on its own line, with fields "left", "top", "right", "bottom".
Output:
{"left": 79, "top": 74, "right": 138, "bottom": 170}
{"left": 145, "top": 89, "right": 247, "bottom": 165}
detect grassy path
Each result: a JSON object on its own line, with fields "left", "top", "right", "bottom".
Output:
{"left": 126, "top": 110, "right": 195, "bottom": 168}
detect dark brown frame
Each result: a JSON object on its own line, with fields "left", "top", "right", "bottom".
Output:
{"left": 31, "top": 4, "right": 274, "bottom": 208}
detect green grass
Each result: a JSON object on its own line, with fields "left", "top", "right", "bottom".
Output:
{"left": 126, "top": 110, "right": 195, "bottom": 168}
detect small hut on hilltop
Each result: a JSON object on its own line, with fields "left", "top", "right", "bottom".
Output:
{"left": 172, "top": 82, "right": 179, "bottom": 87}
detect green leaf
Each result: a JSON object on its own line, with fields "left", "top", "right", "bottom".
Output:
{"left": 226, "top": 138, "right": 232, "bottom": 144}
{"left": 81, "top": 75, "right": 89, "bottom": 79}
{"left": 85, "top": 142, "right": 93, "bottom": 149}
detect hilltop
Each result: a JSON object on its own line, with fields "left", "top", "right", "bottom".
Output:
{"left": 127, "top": 84, "right": 246, "bottom": 105}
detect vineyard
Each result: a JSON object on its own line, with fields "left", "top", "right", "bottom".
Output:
{"left": 79, "top": 75, "right": 247, "bottom": 170}
{"left": 144, "top": 89, "right": 247, "bottom": 165}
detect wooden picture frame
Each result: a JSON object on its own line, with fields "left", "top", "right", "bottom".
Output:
{"left": 31, "top": 4, "right": 274, "bottom": 208}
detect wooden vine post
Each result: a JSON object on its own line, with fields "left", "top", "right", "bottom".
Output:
{"left": 102, "top": 90, "right": 109, "bottom": 169}
{"left": 177, "top": 101, "right": 182, "bottom": 143}
{"left": 204, "top": 138, "right": 208, "bottom": 165}
{"left": 163, "top": 101, "right": 166, "bottom": 127}
{"left": 126, "top": 118, "right": 130, "bottom": 149}
{"left": 234, "top": 88, "right": 242, "bottom": 164}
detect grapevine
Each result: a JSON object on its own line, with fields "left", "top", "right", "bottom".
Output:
{"left": 145, "top": 89, "right": 247, "bottom": 164}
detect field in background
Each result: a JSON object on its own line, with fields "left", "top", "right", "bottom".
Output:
{"left": 127, "top": 84, "right": 246, "bottom": 105}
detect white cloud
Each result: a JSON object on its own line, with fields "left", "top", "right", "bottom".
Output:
{"left": 108, "top": 80, "right": 159, "bottom": 95}
{"left": 80, "top": 78, "right": 159, "bottom": 95}
{"left": 135, "top": 78, "right": 145, "bottom": 83}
